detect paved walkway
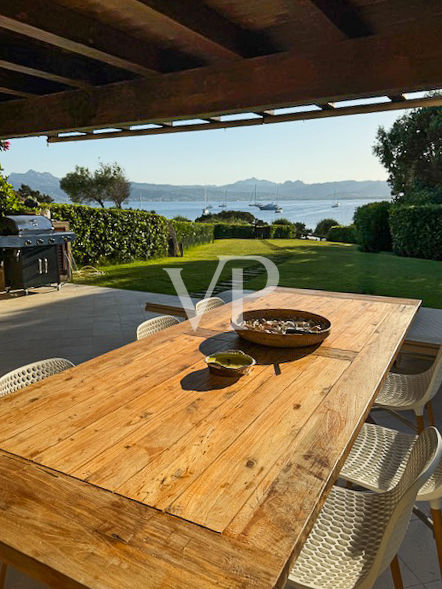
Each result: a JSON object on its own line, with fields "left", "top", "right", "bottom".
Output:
{"left": 0, "top": 284, "right": 440, "bottom": 588}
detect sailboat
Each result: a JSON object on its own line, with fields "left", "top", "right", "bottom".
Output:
{"left": 219, "top": 190, "right": 227, "bottom": 208}
{"left": 331, "top": 192, "right": 340, "bottom": 208}
{"left": 249, "top": 184, "right": 262, "bottom": 207}
{"left": 202, "top": 187, "right": 210, "bottom": 215}
{"left": 258, "top": 185, "right": 282, "bottom": 212}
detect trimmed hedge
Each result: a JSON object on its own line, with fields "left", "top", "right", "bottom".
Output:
{"left": 213, "top": 223, "right": 295, "bottom": 239}
{"left": 326, "top": 225, "right": 357, "bottom": 243}
{"left": 172, "top": 220, "right": 214, "bottom": 248}
{"left": 50, "top": 203, "right": 169, "bottom": 264}
{"left": 389, "top": 204, "right": 442, "bottom": 260}
{"left": 214, "top": 223, "right": 256, "bottom": 239}
{"left": 354, "top": 201, "right": 392, "bottom": 252}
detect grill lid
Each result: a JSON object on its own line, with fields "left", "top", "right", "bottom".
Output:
{"left": 0, "top": 215, "right": 54, "bottom": 236}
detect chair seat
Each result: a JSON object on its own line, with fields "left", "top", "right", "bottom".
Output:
{"left": 375, "top": 370, "right": 431, "bottom": 410}
{"left": 340, "top": 423, "right": 442, "bottom": 503}
{"left": 288, "top": 485, "right": 392, "bottom": 589}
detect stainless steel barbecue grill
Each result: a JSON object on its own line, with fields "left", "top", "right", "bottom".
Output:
{"left": 0, "top": 215, "right": 76, "bottom": 292}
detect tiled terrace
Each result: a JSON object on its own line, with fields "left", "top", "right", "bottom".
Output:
{"left": 0, "top": 284, "right": 441, "bottom": 589}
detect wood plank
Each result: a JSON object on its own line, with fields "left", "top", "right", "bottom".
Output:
{"left": 168, "top": 356, "right": 349, "bottom": 532}
{"left": 1, "top": 23, "right": 442, "bottom": 138}
{"left": 0, "top": 452, "right": 279, "bottom": 589}
{"left": 79, "top": 362, "right": 276, "bottom": 489}
{"left": 145, "top": 301, "right": 194, "bottom": 317}
{"left": 112, "top": 354, "right": 332, "bottom": 506}
{"left": 0, "top": 0, "right": 167, "bottom": 76}
{"left": 225, "top": 302, "right": 419, "bottom": 584}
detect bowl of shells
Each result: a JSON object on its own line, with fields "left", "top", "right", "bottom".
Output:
{"left": 231, "top": 308, "right": 331, "bottom": 348}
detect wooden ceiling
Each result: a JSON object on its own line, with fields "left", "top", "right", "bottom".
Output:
{"left": 0, "top": 0, "right": 442, "bottom": 142}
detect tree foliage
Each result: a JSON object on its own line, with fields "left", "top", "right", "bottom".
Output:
{"left": 16, "top": 184, "right": 53, "bottom": 204}
{"left": 195, "top": 209, "right": 257, "bottom": 224}
{"left": 60, "top": 162, "right": 131, "bottom": 208}
{"left": 0, "top": 166, "right": 26, "bottom": 216}
{"left": 373, "top": 99, "right": 442, "bottom": 204}
{"left": 314, "top": 218, "right": 338, "bottom": 237}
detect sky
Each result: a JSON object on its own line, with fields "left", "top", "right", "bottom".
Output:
{"left": 1, "top": 109, "right": 400, "bottom": 185}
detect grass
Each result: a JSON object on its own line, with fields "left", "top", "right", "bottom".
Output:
{"left": 74, "top": 239, "right": 442, "bottom": 308}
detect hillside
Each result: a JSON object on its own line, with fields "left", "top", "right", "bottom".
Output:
{"left": 7, "top": 170, "right": 390, "bottom": 203}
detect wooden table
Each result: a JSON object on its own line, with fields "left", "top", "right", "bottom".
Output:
{"left": 0, "top": 287, "right": 420, "bottom": 588}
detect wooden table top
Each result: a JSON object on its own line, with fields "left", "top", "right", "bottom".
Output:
{"left": 0, "top": 287, "right": 420, "bottom": 588}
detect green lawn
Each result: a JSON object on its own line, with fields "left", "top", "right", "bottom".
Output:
{"left": 74, "top": 239, "right": 442, "bottom": 308}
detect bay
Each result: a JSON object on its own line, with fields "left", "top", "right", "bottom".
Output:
{"left": 122, "top": 198, "right": 388, "bottom": 229}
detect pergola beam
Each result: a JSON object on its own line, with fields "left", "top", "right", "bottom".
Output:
{"left": 0, "top": 0, "right": 168, "bottom": 76}
{"left": 309, "top": 0, "right": 372, "bottom": 38}
{"left": 47, "top": 96, "right": 442, "bottom": 143}
{"left": 1, "top": 26, "right": 442, "bottom": 139}
{"left": 136, "top": 0, "right": 278, "bottom": 58}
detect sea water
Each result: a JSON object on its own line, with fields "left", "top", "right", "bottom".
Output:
{"left": 122, "top": 198, "right": 388, "bottom": 229}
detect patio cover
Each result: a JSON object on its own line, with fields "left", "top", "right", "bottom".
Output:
{"left": 0, "top": 0, "right": 442, "bottom": 142}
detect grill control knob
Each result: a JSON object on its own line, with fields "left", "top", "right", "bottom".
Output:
{"left": 36, "top": 238, "right": 44, "bottom": 245}
{"left": 48, "top": 237, "right": 56, "bottom": 244}
{"left": 24, "top": 239, "right": 32, "bottom": 246}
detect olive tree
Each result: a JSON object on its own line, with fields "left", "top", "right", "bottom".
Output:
{"left": 60, "top": 162, "right": 131, "bottom": 208}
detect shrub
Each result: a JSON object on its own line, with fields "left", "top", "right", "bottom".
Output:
{"left": 173, "top": 215, "right": 191, "bottom": 222}
{"left": 196, "top": 210, "right": 256, "bottom": 224}
{"left": 0, "top": 166, "right": 27, "bottom": 216}
{"left": 314, "top": 218, "right": 339, "bottom": 237}
{"left": 172, "top": 220, "right": 214, "bottom": 248}
{"left": 389, "top": 204, "right": 442, "bottom": 260}
{"left": 353, "top": 201, "right": 392, "bottom": 252}
{"left": 272, "top": 217, "right": 292, "bottom": 225}
{"left": 50, "top": 203, "right": 169, "bottom": 264}
{"left": 214, "top": 223, "right": 257, "bottom": 239}
{"left": 270, "top": 224, "right": 294, "bottom": 238}
{"left": 326, "top": 225, "right": 357, "bottom": 243}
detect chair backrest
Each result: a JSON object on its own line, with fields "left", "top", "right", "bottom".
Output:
{"left": 195, "top": 297, "right": 224, "bottom": 315}
{"left": 0, "top": 358, "right": 75, "bottom": 397}
{"left": 360, "top": 427, "right": 442, "bottom": 588}
{"left": 422, "top": 346, "right": 442, "bottom": 405}
{"left": 136, "top": 315, "right": 180, "bottom": 340}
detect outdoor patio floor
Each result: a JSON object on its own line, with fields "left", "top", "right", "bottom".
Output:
{"left": 0, "top": 283, "right": 440, "bottom": 589}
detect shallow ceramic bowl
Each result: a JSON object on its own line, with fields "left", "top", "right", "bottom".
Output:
{"left": 232, "top": 308, "right": 331, "bottom": 348}
{"left": 205, "top": 350, "right": 256, "bottom": 377}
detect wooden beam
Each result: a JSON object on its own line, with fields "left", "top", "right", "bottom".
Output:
{"left": 0, "top": 69, "right": 67, "bottom": 95}
{"left": 310, "top": 0, "right": 372, "bottom": 38}
{"left": 0, "top": 59, "right": 90, "bottom": 90}
{"left": 0, "top": 86, "right": 33, "bottom": 98}
{"left": 47, "top": 96, "right": 442, "bottom": 143}
{"left": 0, "top": 32, "right": 132, "bottom": 89}
{"left": 2, "top": 25, "right": 442, "bottom": 139}
{"left": 389, "top": 94, "right": 406, "bottom": 102}
{"left": 136, "top": 0, "right": 278, "bottom": 58}
{"left": 0, "top": 0, "right": 170, "bottom": 76}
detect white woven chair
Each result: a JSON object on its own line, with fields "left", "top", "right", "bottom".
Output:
{"left": 374, "top": 347, "right": 442, "bottom": 432}
{"left": 287, "top": 427, "right": 442, "bottom": 589}
{"left": 340, "top": 422, "right": 442, "bottom": 576}
{"left": 195, "top": 296, "right": 224, "bottom": 315}
{"left": 136, "top": 315, "right": 180, "bottom": 340}
{"left": 0, "top": 358, "right": 74, "bottom": 397}
{"left": 0, "top": 357, "right": 74, "bottom": 588}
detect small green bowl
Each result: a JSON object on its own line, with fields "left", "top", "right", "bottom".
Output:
{"left": 205, "top": 350, "right": 256, "bottom": 377}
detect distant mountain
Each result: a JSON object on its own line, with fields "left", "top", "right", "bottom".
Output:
{"left": 7, "top": 170, "right": 390, "bottom": 203}
{"left": 8, "top": 170, "right": 68, "bottom": 200}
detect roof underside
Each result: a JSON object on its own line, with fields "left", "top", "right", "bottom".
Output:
{"left": 1, "top": 0, "right": 442, "bottom": 142}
